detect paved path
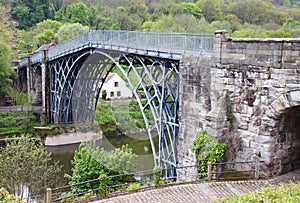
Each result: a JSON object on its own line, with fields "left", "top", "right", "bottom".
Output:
{"left": 92, "top": 169, "right": 300, "bottom": 203}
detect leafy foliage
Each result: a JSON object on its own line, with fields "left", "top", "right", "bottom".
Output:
{"left": 4, "top": 0, "right": 300, "bottom": 57}
{"left": 0, "top": 136, "right": 62, "bottom": 202}
{"left": 0, "top": 42, "right": 13, "bottom": 95}
{"left": 11, "top": 0, "right": 53, "bottom": 30}
{"left": 64, "top": 142, "right": 137, "bottom": 192}
{"left": 0, "top": 188, "right": 26, "bottom": 203}
{"left": 56, "top": 23, "right": 89, "bottom": 42}
{"left": 95, "top": 100, "right": 152, "bottom": 134}
{"left": 214, "top": 182, "right": 300, "bottom": 203}
{"left": 7, "top": 89, "right": 30, "bottom": 106}
{"left": 64, "top": 2, "right": 91, "bottom": 26}
{"left": 192, "top": 131, "right": 227, "bottom": 178}
{"left": 95, "top": 102, "right": 116, "bottom": 133}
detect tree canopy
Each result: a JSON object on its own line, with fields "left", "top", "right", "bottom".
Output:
{"left": 0, "top": 136, "right": 62, "bottom": 202}
{"left": 0, "top": 0, "right": 298, "bottom": 89}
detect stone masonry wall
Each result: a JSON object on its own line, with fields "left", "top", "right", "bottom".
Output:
{"left": 177, "top": 30, "right": 300, "bottom": 178}
{"left": 177, "top": 52, "right": 213, "bottom": 179}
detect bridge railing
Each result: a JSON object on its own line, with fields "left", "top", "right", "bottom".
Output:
{"left": 36, "top": 161, "right": 260, "bottom": 203}
{"left": 48, "top": 31, "right": 91, "bottom": 60}
{"left": 19, "top": 57, "right": 29, "bottom": 67}
{"left": 19, "top": 30, "right": 214, "bottom": 67}
{"left": 90, "top": 30, "right": 214, "bottom": 54}
{"left": 31, "top": 51, "right": 44, "bottom": 64}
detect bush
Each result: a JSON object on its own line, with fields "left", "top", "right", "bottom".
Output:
{"left": 192, "top": 131, "right": 227, "bottom": 178}
{"left": 65, "top": 142, "right": 138, "bottom": 192}
{"left": 0, "top": 188, "right": 26, "bottom": 203}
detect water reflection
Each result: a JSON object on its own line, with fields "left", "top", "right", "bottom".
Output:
{"left": 46, "top": 133, "right": 158, "bottom": 185}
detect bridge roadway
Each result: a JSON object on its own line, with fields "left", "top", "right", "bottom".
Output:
{"left": 92, "top": 169, "right": 300, "bottom": 203}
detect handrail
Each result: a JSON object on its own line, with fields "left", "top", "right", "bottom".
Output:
{"left": 37, "top": 161, "right": 260, "bottom": 203}
{"left": 19, "top": 30, "right": 214, "bottom": 67}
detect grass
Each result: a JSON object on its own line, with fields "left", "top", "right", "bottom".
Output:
{"left": 0, "top": 112, "right": 38, "bottom": 136}
{"left": 214, "top": 182, "right": 300, "bottom": 203}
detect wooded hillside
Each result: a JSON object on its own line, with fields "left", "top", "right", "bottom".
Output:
{"left": 0, "top": 0, "right": 300, "bottom": 58}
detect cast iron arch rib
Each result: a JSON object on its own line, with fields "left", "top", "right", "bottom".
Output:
{"left": 49, "top": 48, "right": 180, "bottom": 175}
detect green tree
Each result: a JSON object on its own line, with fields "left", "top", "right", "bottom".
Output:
{"left": 12, "top": 0, "right": 53, "bottom": 30}
{"left": 0, "top": 136, "right": 62, "bottom": 202}
{"left": 0, "top": 42, "right": 13, "bottom": 95}
{"left": 181, "top": 2, "right": 203, "bottom": 19}
{"left": 65, "top": 142, "right": 137, "bottom": 192}
{"left": 12, "top": 5, "right": 30, "bottom": 30}
{"left": 56, "top": 23, "right": 89, "bottom": 42}
{"left": 32, "top": 19, "right": 62, "bottom": 47}
{"left": 198, "top": 0, "right": 224, "bottom": 23}
{"left": 34, "top": 19, "right": 62, "bottom": 33}
{"left": 65, "top": 2, "right": 91, "bottom": 26}
{"left": 36, "top": 29, "right": 55, "bottom": 47}
{"left": 148, "top": 14, "right": 185, "bottom": 32}
{"left": 175, "top": 14, "right": 200, "bottom": 33}
{"left": 229, "top": 0, "right": 286, "bottom": 25}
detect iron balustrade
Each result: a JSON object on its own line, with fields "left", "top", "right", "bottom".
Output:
{"left": 18, "top": 30, "right": 214, "bottom": 67}
{"left": 31, "top": 51, "right": 44, "bottom": 64}
{"left": 19, "top": 57, "right": 29, "bottom": 67}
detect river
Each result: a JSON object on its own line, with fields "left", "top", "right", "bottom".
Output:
{"left": 46, "top": 132, "right": 158, "bottom": 186}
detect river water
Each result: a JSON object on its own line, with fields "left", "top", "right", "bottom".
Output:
{"left": 46, "top": 133, "right": 157, "bottom": 186}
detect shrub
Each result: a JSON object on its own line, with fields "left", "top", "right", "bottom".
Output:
{"left": 0, "top": 188, "right": 26, "bottom": 203}
{"left": 192, "top": 131, "right": 227, "bottom": 179}
{"left": 65, "top": 142, "right": 138, "bottom": 192}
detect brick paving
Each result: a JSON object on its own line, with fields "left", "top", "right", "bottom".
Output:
{"left": 92, "top": 169, "right": 300, "bottom": 203}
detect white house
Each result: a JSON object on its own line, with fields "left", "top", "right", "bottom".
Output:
{"left": 100, "top": 73, "right": 132, "bottom": 99}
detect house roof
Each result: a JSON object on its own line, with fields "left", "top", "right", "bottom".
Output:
{"left": 104, "top": 73, "right": 116, "bottom": 83}
{"left": 34, "top": 44, "right": 50, "bottom": 53}
{"left": 34, "top": 37, "right": 58, "bottom": 53}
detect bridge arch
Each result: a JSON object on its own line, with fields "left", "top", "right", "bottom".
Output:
{"left": 49, "top": 48, "right": 180, "bottom": 174}
{"left": 267, "top": 90, "right": 300, "bottom": 173}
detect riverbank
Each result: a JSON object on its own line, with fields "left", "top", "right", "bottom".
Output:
{"left": 44, "top": 131, "right": 102, "bottom": 146}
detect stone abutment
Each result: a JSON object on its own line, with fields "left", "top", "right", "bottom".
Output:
{"left": 178, "top": 30, "right": 300, "bottom": 178}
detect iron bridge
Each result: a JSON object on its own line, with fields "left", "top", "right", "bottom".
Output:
{"left": 19, "top": 30, "right": 214, "bottom": 176}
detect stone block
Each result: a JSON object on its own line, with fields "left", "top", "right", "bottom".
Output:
{"left": 290, "top": 90, "right": 300, "bottom": 103}
{"left": 270, "top": 99, "right": 285, "bottom": 113}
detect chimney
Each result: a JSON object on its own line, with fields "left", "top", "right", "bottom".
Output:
{"left": 51, "top": 37, "right": 59, "bottom": 45}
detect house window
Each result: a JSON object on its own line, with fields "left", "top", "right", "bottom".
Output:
{"left": 117, "top": 91, "right": 121, "bottom": 97}
{"left": 110, "top": 91, "right": 114, "bottom": 97}
{"left": 114, "top": 82, "right": 118, "bottom": 87}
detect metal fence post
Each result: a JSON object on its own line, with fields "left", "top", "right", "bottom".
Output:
{"left": 46, "top": 188, "right": 52, "bottom": 203}
{"left": 255, "top": 160, "right": 260, "bottom": 179}
{"left": 207, "top": 162, "right": 212, "bottom": 181}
